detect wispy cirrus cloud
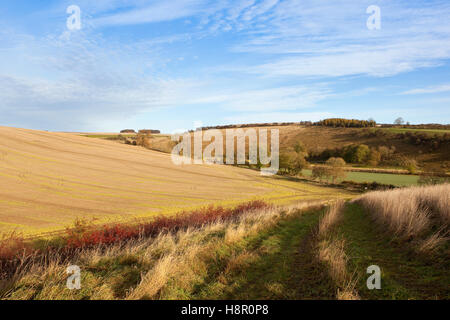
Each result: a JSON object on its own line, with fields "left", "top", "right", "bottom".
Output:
{"left": 0, "top": 28, "right": 205, "bottom": 130}
{"left": 227, "top": 0, "right": 450, "bottom": 78}
{"left": 401, "top": 84, "right": 450, "bottom": 95}
{"left": 190, "top": 85, "right": 331, "bottom": 111}
{"left": 92, "top": 0, "right": 207, "bottom": 27}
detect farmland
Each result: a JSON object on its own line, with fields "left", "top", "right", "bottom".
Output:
{"left": 0, "top": 125, "right": 448, "bottom": 301}
{"left": 0, "top": 126, "right": 352, "bottom": 236}
{"left": 93, "top": 125, "right": 449, "bottom": 186}
{"left": 302, "top": 169, "right": 419, "bottom": 186}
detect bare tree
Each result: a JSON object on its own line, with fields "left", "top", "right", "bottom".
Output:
{"left": 394, "top": 117, "right": 405, "bottom": 125}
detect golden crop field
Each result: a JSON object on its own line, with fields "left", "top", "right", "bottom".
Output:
{"left": 0, "top": 127, "right": 353, "bottom": 236}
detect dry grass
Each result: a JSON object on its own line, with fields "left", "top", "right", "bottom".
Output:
{"left": 317, "top": 239, "right": 359, "bottom": 300}
{"left": 358, "top": 184, "right": 449, "bottom": 252}
{"left": 126, "top": 204, "right": 314, "bottom": 300}
{"left": 318, "top": 200, "right": 345, "bottom": 237}
{"left": 417, "top": 230, "right": 449, "bottom": 255}
{"left": 316, "top": 201, "right": 360, "bottom": 300}
{"left": 0, "top": 201, "right": 325, "bottom": 300}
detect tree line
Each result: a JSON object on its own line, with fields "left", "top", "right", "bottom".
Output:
{"left": 313, "top": 118, "right": 377, "bottom": 128}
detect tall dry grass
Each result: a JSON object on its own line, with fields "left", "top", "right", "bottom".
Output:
{"left": 317, "top": 201, "right": 360, "bottom": 300}
{"left": 318, "top": 200, "right": 345, "bottom": 237}
{"left": 357, "top": 184, "right": 449, "bottom": 253}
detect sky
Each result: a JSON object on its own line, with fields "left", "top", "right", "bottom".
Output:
{"left": 0, "top": 0, "right": 449, "bottom": 133}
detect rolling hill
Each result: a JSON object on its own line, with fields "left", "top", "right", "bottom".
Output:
{"left": 0, "top": 127, "right": 351, "bottom": 236}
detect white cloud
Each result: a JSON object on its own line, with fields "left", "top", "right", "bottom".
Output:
{"left": 92, "top": 0, "right": 206, "bottom": 26}
{"left": 0, "top": 29, "right": 206, "bottom": 130}
{"left": 227, "top": 0, "right": 450, "bottom": 78}
{"left": 241, "top": 0, "right": 279, "bottom": 21}
{"left": 401, "top": 84, "right": 450, "bottom": 95}
{"left": 191, "top": 85, "right": 331, "bottom": 111}
{"left": 226, "top": 0, "right": 255, "bottom": 21}
{"left": 245, "top": 39, "right": 450, "bottom": 77}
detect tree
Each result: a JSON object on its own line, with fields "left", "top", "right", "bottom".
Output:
{"left": 402, "top": 158, "right": 418, "bottom": 174}
{"left": 279, "top": 149, "right": 309, "bottom": 176}
{"left": 355, "top": 145, "right": 370, "bottom": 164}
{"left": 291, "top": 152, "right": 309, "bottom": 175}
{"left": 325, "top": 157, "right": 347, "bottom": 183}
{"left": 312, "top": 165, "right": 328, "bottom": 183}
{"left": 368, "top": 148, "right": 381, "bottom": 167}
{"left": 279, "top": 152, "right": 293, "bottom": 175}
{"left": 394, "top": 117, "right": 405, "bottom": 125}
{"left": 294, "top": 141, "right": 306, "bottom": 154}
{"left": 378, "top": 145, "right": 395, "bottom": 162}
{"left": 344, "top": 144, "right": 370, "bottom": 164}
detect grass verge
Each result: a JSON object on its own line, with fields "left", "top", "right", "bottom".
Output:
{"left": 336, "top": 203, "right": 449, "bottom": 299}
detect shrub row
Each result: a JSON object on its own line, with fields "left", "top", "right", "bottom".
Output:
{"left": 65, "top": 201, "right": 270, "bottom": 248}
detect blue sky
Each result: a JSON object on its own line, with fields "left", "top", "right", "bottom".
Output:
{"left": 0, "top": 0, "right": 449, "bottom": 133}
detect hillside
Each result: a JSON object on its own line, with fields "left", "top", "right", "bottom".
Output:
{"left": 0, "top": 127, "right": 352, "bottom": 236}
{"left": 114, "top": 125, "right": 449, "bottom": 170}
{"left": 278, "top": 126, "right": 449, "bottom": 167}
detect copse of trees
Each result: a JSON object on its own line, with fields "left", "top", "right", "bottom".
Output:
{"left": 312, "top": 157, "right": 347, "bottom": 183}
{"left": 138, "top": 129, "right": 161, "bottom": 134}
{"left": 120, "top": 129, "right": 136, "bottom": 134}
{"left": 343, "top": 144, "right": 370, "bottom": 164}
{"left": 313, "top": 118, "right": 377, "bottom": 128}
{"left": 308, "top": 144, "right": 394, "bottom": 166}
{"left": 279, "top": 143, "right": 309, "bottom": 176}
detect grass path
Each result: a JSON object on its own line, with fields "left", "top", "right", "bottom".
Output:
{"left": 336, "top": 203, "right": 450, "bottom": 300}
{"left": 197, "top": 202, "right": 449, "bottom": 300}
{"left": 193, "top": 208, "right": 338, "bottom": 300}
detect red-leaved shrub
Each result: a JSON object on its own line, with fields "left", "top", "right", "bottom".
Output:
{"left": 65, "top": 200, "right": 270, "bottom": 248}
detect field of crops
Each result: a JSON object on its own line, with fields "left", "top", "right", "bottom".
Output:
{"left": 0, "top": 127, "right": 353, "bottom": 236}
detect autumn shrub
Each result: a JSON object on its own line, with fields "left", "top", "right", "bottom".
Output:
{"left": 0, "top": 232, "right": 30, "bottom": 261}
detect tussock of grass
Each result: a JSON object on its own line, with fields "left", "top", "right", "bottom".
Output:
{"left": 318, "top": 200, "right": 345, "bottom": 237}
{"left": 317, "top": 202, "right": 359, "bottom": 300}
{"left": 357, "top": 184, "right": 449, "bottom": 253}
{"left": 417, "top": 230, "right": 449, "bottom": 255}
